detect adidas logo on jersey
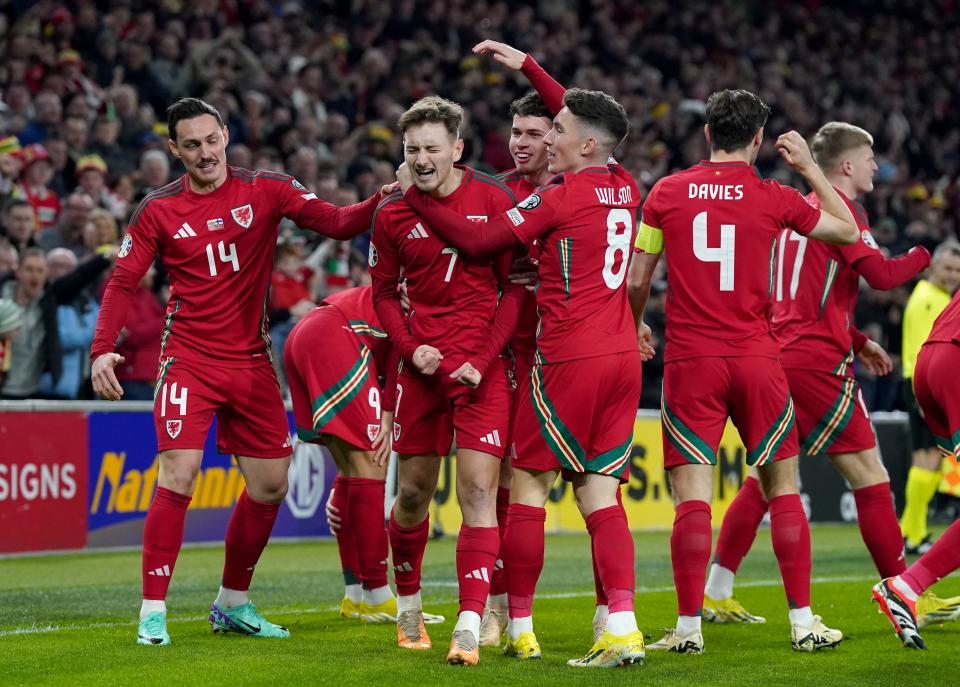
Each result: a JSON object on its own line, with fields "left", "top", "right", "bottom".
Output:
{"left": 394, "top": 561, "right": 414, "bottom": 573}
{"left": 480, "top": 429, "right": 502, "bottom": 448}
{"left": 406, "top": 223, "right": 428, "bottom": 239}
{"left": 173, "top": 222, "right": 197, "bottom": 239}
{"left": 464, "top": 567, "right": 490, "bottom": 582}
{"left": 147, "top": 564, "right": 171, "bottom": 577}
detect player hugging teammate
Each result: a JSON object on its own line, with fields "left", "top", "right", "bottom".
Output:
{"left": 94, "top": 38, "right": 958, "bottom": 666}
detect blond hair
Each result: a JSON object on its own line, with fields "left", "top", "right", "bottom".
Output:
{"left": 398, "top": 96, "right": 464, "bottom": 137}
{"left": 811, "top": 122, "right": 874, "bottom": 172}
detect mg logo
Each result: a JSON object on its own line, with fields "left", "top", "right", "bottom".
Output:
{"left": 285, "top": 440, "right": 325, "bottom": 519}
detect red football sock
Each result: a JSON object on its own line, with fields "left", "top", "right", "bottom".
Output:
{"left": 222, "top": 489, "right": 280, "bottom": 591}
{"left": 853, "top": 483, "right": 907, "bottom": 578}
{"left": 769, "top": 494, "right": 811, "bottom": 609}
{"left": 902, "top": 519, "right": 960, "bottom": 595}
{"left": 456, "top": 525, "right": 500, "bottom": 615}
{"left": 714, "top": 476, "right": 767, "bottom": 572}
{"left": 592, "top": 489, "right": 625, "bottom": 606}
{"left": 586, "top": 504, "right": 635, "bottom": 614}
{"left": 388, "top": 511, "right": 429, "bottom": 596}
{"left": 671, "top": 500, "right": 712, "bottom": 616}
{"left": 346, "top": 477, "right": 388, "bottom": 589}
{"left": 332, "top": 475, "right": 360, "bottom": 586}
{"left": 503, "top": 503, "right": 546, "bottom": 618}
{"left": 142, "top": 487, "right": 192, "bottom": 600}
{"left": 488, "top": 486, "right": 511, "bottom": 597}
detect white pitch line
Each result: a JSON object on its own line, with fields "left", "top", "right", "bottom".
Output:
{"left": 0, "top": 574, "right": 876, "bottom": 638}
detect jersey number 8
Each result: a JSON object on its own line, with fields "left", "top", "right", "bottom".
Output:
{"left": 603, "top": 209, "right": 633, "bottom": 289}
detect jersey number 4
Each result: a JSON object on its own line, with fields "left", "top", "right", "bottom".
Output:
{"left": 693, "top": 211, "right": 735, "bottom": 291}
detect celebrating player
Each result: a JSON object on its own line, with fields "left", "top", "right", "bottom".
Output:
{"left": 473, "top": 39, "right": 634, "bottom": 648}
{"left": 628, "top": 90, "right": 858, "bottom": 653}
{"left": 368, "top": 96, "right": 524, "bottom": 665}
{"left": 703, "top": 122, "right": 960, "bottom": 627}
{"left": 90, "top": 98, "right": 383, "bottom": 646}
{"left": 399, "top": 88, "right": 648, "bottom": 669}
{"left": 873, "top": 289, "right": 960, "bottom": 649}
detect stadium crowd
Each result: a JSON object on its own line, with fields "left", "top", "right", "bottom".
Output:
{"left": 0, "top": 0, "right": 957, "bottom": 406}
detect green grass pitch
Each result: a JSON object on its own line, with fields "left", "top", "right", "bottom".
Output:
{"left": 1, "top": 524, "right": 955, "bottom": 686}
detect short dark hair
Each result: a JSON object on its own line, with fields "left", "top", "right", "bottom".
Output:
{"left": 166, "top": 98, "right": 224, "bottom": 141}
{"left": 705, "top": 89, "right": 771, "bottom": 153}
{"left": 562, "top": 88, "right": 629, "bottom": 152}
{"left": 18, "top": 246, "right": 46, "bottom": 266}
{"left": 510, "top": 91, "right": 551, "bottom": 120}
{"left": 4, "top": 198, "right": 32, "bottom": 216}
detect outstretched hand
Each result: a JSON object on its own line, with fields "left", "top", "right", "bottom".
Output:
{"left": 473, "top": 40, "right": 526, "bottom": 71}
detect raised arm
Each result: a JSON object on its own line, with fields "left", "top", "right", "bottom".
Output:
{"left": 853, "top": 246, "right": 931, "bottom": 289}
{"left": 473, "top": 40, "right": 566, "bottom": 115}
{"left": 776, "top": 131, "right": 858, "bottom": 245}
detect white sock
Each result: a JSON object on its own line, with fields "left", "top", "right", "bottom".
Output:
{"left": 397, "top": 592, "right": 422, "bottom": 614}
{"left": 605, "top": 611, "right": 638, "bottom": 635}
{"left": 487, "top": 593, "right": 508, "bottom": 611}
{"left": 789, "top": 606, "right": 815, "bottom": 627}
{"left": 704, "top": 564, "right": 735, "bottom": 600}
{"left": 892, "top": 576, "right": 920, "bottom": 601}
{"left": 363, "top": 584, "right": 393, "bottom": 606}
{"left": 215, "top": 586, "right": 248, "bottom": 609}
{"left": 508, "top": 615, "right": 534, "bottom": 640}
{"left": 593, "top": 604, "right": 609, "bottom": 624}
{"left": 140, "top": 599, "right": 166, "bottom": 619}
{"left": 344, "top": 583, "right": 362, "bottom": 603}
{"left": 677, "top": 615, "right": 701, "bottom": 635}
{"left": 454, "top": 610, "right": 482, "bottom": 638}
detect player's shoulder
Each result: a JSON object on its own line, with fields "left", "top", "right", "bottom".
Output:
{"left": 494, "top": 167, "right": 522, "bottom": 183}
{"left": 128, "top": 177, "right": 187, "bottom": 228}
{"left": 848, "top": 197, "right": 870, "bottom": 228}
{"left": 229, "top": 166, "right": 300, "bottom": 189}
{"left": 468, "top": 166, "right": 518, "bottom": 203}
{"left": 371, "top": 189, "right": 409, "bottom": 228}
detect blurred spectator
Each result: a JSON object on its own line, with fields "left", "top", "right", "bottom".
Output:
{"left": 0, "top": 246, "right": 114, "bottom": 399}
{"left": 18, "top": 91, "right": 62, "bottom": 146}
{"left": 38, "top": 248, "right": 99, "bottom": 399}
{"left": 0, "top": 136, "right": 24, "bottom": 202}
{"left": 114, "top": 265, "right": 163, "bottom": 401}
{"left": 0, "top": 297, "right": 23, "bottom": 386}
{"left": 17, "top": 144, "right": 60, "bottom": 230}
{"left": 75, "top": 154, "right": 127, "bottom": 219}
{"left": 0, "top": 240, "right": 17, "bottom": 274}
{"left": 38, "top": 191, "right": 94, "bottom": 253}
{"left": 135, "top": 149, "right": 171, "bottom": 199}
{"left": 1, "top": 199, "right": 39, "bottom": 253}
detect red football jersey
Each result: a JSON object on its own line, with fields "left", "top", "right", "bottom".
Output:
{"left": 638, "top": 161, "right": 820, "bottom": 362}
{"left": 774, "top": 191, "right": 880, "bottom": 371}
{"left": 497, "top": 168, "right": 540, "bottom": 365}
{"left": 926, "top": 290, "right": 960, "bottom": 345}
{"left": 92, "top": 167, "right": 377, "bottom": 366}
{"left": 368, "top": 166, "right": 516, "bottom": 361}
{"left": 506, "top": 164, "right": 640, "bottom": 364}
{"left": 321, "top": 285, "right": 390, "bottom": 370}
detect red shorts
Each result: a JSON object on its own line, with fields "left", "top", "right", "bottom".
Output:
{"left": 511, "top": 351, "right": 641, "bottom": 481}
{"left": 914, "top": 342, "right": 960, "bottom": 457}
{"left": 506, "top": 353, "right": 535, "bottom": 457}
{"left": 393, "top": 358, "right": 511, "bottom": 458}
{"left": 785, "top": 366, "right": 874, "bottom": 455}
{"left": 661, "top": 356, "right": 798, "bottom": 469}
{"left": 284, "top": 308, "right": 385, "bottom": 450}
{"left": 154, "top": 358, "right": 290, "bottom": 458}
